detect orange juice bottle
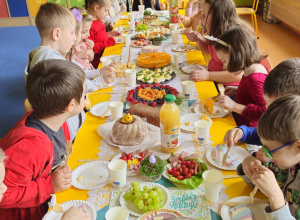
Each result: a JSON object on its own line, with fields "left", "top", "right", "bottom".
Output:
{"left": 160, "top": 94, "right": 181, "bottom": 153}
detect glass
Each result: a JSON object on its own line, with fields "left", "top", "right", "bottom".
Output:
{"left": 262, "top": 141, "right": 296, "bottom": 159}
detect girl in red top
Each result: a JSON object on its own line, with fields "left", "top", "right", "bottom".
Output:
{"left": 85, "top": 0, "right": 121, "bottom": 68}
{"left": 215, "top": 26, "right": 268, "bottom": 127}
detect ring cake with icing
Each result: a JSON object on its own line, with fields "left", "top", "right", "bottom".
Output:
{"left": 110, "top": 113, "right": 148, "bottom": 146}
{"left": 212, "top": 144, "right": 240, "bottom": 167}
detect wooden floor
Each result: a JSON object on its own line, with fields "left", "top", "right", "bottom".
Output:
{"left": 241, "top": 14, "right": 300, "bottom": 67}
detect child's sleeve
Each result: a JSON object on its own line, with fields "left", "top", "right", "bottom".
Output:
{"left": 0, "top": 142, "right": 54, "bottom": 208}
{"left": 240, "top": 75, "right": 266, "bottom": 121}
{"left": 112, "top": 1, "right": 120, "bottom": 14}
{"left": 265, "top": 202, "right": 295, "bottom": 220}
{"left": 85, "top": 69, "right": 101, "bottom": 80}
{"left": 89, "top": 27, "right": 116, "bottom": 54}
{"left": 238, "top": 126, "right": 262, "bottom": 145}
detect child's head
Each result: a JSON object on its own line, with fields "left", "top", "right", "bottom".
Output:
{"left": 81, "top": 11, "right": 93, "bottom": 40}
{"left": 36, "top": 3, "right": 77, "bottom": 55}
{"left": 257, "top": 95, "right": 300, "bottom": 170}
{"left": 215, "top": 26, "right": 267, "bottom": 72}
{"left": 0, "top": 149, "right": 7, "bottom": 202}
{"left": 85, "top": 0, "right": 111, "bottom": 20}
{"left": 263, "top": 58, "right": 300, "bottom": 107}
{"left": 26, "top": 59, "right": 86, "bottom": 119}
{"left": 70, "top": 7, "right": 83, "bottom": 45}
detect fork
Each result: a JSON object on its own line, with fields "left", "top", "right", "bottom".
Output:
{"left": 64, "top": 140, "right": 73, "bottom": 167}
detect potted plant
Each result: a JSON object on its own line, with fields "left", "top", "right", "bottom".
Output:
{"left": 139, "top": 155, "right": 165, "bottom": 181}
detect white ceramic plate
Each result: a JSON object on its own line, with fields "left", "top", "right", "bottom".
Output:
{"left": 130, "top": 40, "right": 152, "bottom": 48}
{"left": 221, "top": 196, "right": 268, "bottom": 220}
{"left": 180, "top": 113, "right": 204, "bottom": 132}
{"left": 137, "top": 209, "right": 184, "bottom": 220}
{"left": 71, "top": 161, "right": 110, "bottom": 190}
{"left": 172, "top": 44, "right": 197, "bottom": 52}
{"left": 111, "top": 153, "right": 139, "bottom": 176}
{"left": 194, "top": 102, "right": 229, "bottom": 118}
{"left": 43, "top": 200, "right": 96, "bottom": 220}
{"left": 206, "top": 146, "right": 250, "bottom": 170}
{"left": 90, "top": 101, "right": 111, "bottom": 117}
{"left": 180, "top": 64, "right": 208, "bottom": 74}
{"left": 120, "top": 182, "right": 170, "bottom": 216}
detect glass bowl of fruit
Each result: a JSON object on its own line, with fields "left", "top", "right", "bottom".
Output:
{"left": 152, "top": 36, "right": 164, "bottom": 46}
{"left": 139, "top": 155, "right": 165, "bottom": 182}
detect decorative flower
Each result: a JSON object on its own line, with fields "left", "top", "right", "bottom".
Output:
{"left": 71, "top": 8, "right": 83, "bottom": 22}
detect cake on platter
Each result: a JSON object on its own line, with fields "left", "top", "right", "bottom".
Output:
{"left": 110, "top": 113, "right": 148, "bottom": 146}
{"left": 212, "top": 144, "right": 240, "bottom": 167}
{"left": 137, "top": 52, "right": 171, "bottom": 69}
{"left": 143, "top": 15, "right": 159, "bottom": 22}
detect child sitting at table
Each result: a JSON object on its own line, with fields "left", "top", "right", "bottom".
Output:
{"left": 215, "top": 26, "right": 268, "bottom": 127}
{"left": 0, "top": 59, "right": 85, "bottom": 220}
{"left": 104, "top": 0, "right": 126, "bottom": 30}
{"left": 132, "top": 0, "right": 161, "bottom": 11}
{"left": 85, "top": 0, "right": 121, "bottom": 68}
{"left": 187, "top": 0, "right": 253, "bottom": 86}
{"left": 238, "top": 95, "right": 300, "bottom": 220}
{"left": 69, "top": 8, "right": 116, "bottom": 87}
{"left": 223, "top": 58, "right": 300, "bottom": 148}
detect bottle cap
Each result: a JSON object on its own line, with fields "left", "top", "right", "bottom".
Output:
{"left": 164, "top": 94, "right": 176, "bottom": 102}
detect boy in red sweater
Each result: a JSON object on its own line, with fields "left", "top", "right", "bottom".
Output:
{"left": 0, "top": 60, "right": 86, "bottom": 220}
{"left": 85, "top": 0, "right": 121, "bottom": 68}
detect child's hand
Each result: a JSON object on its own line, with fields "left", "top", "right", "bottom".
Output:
{"left": 256, "top": 148, "right": 271, "bottom": 164}
{"left": 224, "top": 86, "right": 238, "bottom": 96}
{"left": 177, "top": 14, "right": 184, "bottom": 21}
{"left": 189, "top": 65, "right": 209, "bottom": 81}
{"left": 119, "top": 3, "right": 127, "bottom": 15}
{"left": 218, "top": 95, "right": 236, "bottom": 111}
{"left": 107, "top": 31, "right": 120, "bottom": 38}
{"left": 242, "top": 156, "right": 262, "bottom": 178}
{"left": 223, "top": 128, "right": 243, "bottom": 147}
{"left": 51, "top": 165, "right": 72, "bottom": 193}
{"left": 108, "top": 23, "right": 114, "bottom": 31}
{"left": 87, "top": 50, "right": 94, "bottom": 62}
{"left": 61, "top": 206, "right": 91, "bottom": 220}
{"left": 251, "top": 164, "right": 285, "bottom": 211}
{"left": 85, "top": 39, "right": 94, "bottom": 50}
{"left": 186, "top": 31, "right": 205, "bottom": 43}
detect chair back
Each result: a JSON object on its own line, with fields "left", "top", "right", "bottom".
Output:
{"left": 260, "top": 57, "right": 272, "bottom": 73}
{"left": 253, "top": 0, "right": 260, "bottom": 13}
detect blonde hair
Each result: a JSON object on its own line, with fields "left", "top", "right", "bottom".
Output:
{"left": 0, "top": 149, "right": 6, "bottom": 163}
{"left": 257, "top": 95, "right": 300, "bottom": 144}
{"left": 36, "top": 3, "right": 75, "bottom": 38}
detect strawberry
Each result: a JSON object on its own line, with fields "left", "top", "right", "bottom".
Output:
{"left": 128, "top": 89, "right": 135, "bottom": 94}
{"left": 131, "top": 99, "right": 138, "bottom": 104}
{"left": 171, "top": 16, "right": 178, "bottom": 23}
{"left": 142, "top": 102, "right": 148, "bottom": 105}
{"left": 147, "top": 84, "right": 152, "bottom": 87}
{"left": 127, "top": 95, "right": 133, "bottom": 102}
{"left": 136, "top": 86, "right": 141, "bottom": 90}
{"left": 151, "top": 102, "right": 157, "bottom": 107}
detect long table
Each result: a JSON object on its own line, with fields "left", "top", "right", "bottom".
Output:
{"left": 56, "top": 11, "right": 266, "bottom": 219}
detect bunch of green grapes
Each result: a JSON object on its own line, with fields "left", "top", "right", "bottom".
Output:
{"left": 124, "top": 181, "right": 165, "bottom": 213}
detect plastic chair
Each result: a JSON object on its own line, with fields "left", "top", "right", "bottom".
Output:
{"left": 260, "top": 57, "right": 272, "bottom": 73}
{"left": 236, "top": 0, "right": 260, "bottom": 39}
{"left": 24, "top": 99, "right": 32, "bottom": 113}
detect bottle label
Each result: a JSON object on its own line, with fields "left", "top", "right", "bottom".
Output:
{"left": 160, "top": 123, "right": 181, "bottom": 148}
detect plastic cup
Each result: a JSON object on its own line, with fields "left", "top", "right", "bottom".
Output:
{"left": 138, "top": 5, "right": 145, "bottom": 14}
{"left": 128, "top": 21, "right": 135, "bottom": 32}
{"left": 105, "top": 206, "right": 129, "bottom": 220}
{"left": 129, "top": 13, "right": 134, "bottom": 22}
{"left": 202, "top": 170, "right": 224, "bottom": 202}
{"left": 174, "top": 52, "right": 184, "bottom": 68}
{"left": 100, "top": 57, "right": 112, "bottom": 66}
{"left": 125, "top": 69, "right": 136, "bottom": 87}
{"left": 109, "top": 101, "right": 123, "bottom": 120}
{"left": 182, "top": 80, "right": 195, "bottom": 100}
{"left": 122, "top": 34, "right": 131, "bottom": 47}
{"left": 194, "top": 118, "right": 212, "bottom": 145}
{"left": 108, "top": 159, "right": 127, "bottom": 189}
{"left": 171, "top": 30, "right": 180, "bottom": 44}
{"left": 169, "top": 23, "right": 177, "bottom": 32}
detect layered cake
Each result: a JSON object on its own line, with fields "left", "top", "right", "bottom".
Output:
{"left": 129, "top": 103, "right": 160, "bottom": 127}
{"left": 212, "top": 144, "right": 240, "bottom": 167}
{"left": 229, "top": 204, "right": 255, "bottom": 220}
{"left": 141, "top": 45, "right": 162, "bottom": 54}
{"left": 143, "top": 15, "right": 159, "bottom": 22}
{"left": 110, "top": 113, "right": 148, "bottom": 146}
{"left": 137, "top": 52, "right": 171, "bottom": 69}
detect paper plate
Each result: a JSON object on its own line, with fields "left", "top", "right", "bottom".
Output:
{"left": 194, "top": 102, "right": 229, "bottom": 118}
{"left": 100, "top": 55, "right": 124, "bottom": 63}
{"left": 120, "top": 182, "right": 170, "bottom": 216}
{"left": 71, "top": 161, "right": 110, "bottom": 190}
{"left": 111, "top": 153, "right": 139, "bottom": 176}
{"left": 172, "top": 44, "right": 197, "bottom": 52}
{"left": 180, "top": 64, "right": 208, "bottom": 74}
{"left": 137, "top": 209, "right": 184, "bottom": 220}
{"left": 130, "top": 39, "right": 152, "bottom": 48}
{"left": 43, "top": 200, "right": 97, "bottom": 220}
{"left": 114, "top": 36, "right": 124, "bottom": 44}
{"left": 90, "top": 101, "right": 111, "bottom": 117}
{"left": 206, "top": 146, "right": 250, "bottom": 170}
{"left": 221, "top": 196, "right": 268, "bottom": 220}
{"left": 181, "top": 113, "right": 205, "bottom": 132}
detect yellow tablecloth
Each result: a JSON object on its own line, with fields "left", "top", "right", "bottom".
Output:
{"left": 56, "top": 11, "right": 266, "bottom": 211}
